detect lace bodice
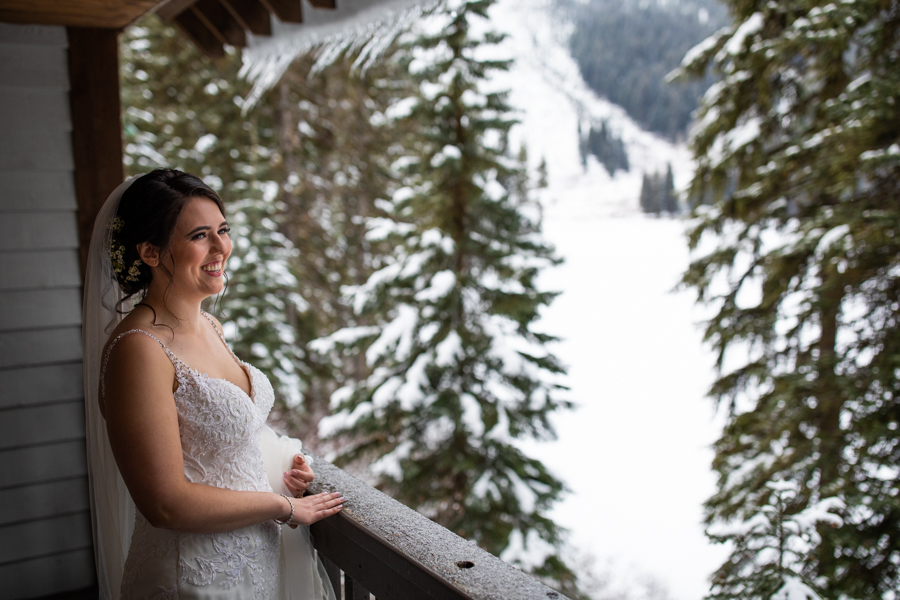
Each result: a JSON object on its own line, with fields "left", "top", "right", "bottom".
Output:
{"left": 102, "top": 312, "right": 281, "bottom": 599}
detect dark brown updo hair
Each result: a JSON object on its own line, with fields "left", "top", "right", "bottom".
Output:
{"left": 111, "top": 169, "right": 226, "bottom": 304}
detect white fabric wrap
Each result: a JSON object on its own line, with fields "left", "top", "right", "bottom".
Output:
{"left": 259, "top": 426, "right": 335, "bottom": 600}
{"left": 83, "top": 177, "right": 334, "bottom": 600}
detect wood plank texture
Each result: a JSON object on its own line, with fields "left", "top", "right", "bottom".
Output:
{"left": 0, "top": 22, "right": 67, "bottom": 46}
{"left": 346, "top": 577, "right": 372, "bottom": 600}
{"left": 0, "top": 0, "right": 162, "bottom": 29}
{"left": 0, "top": 42, "right": 67, "bottom": 87}
{"left": 0, "top": 212, "right": 79, "bottom": 251}
{"left": 0, "top": 24, "right": 95, "bottom": 599}
{"left": 0, "top": 511, "right": 93, "bottom": 564}
{"left": 219, "top": 0, "right": 271, "bottom": 36}
{"left": 0, "top": 547, "right": 95, "bottom": 600}
{"left": 174, "top": 8, "right": 226, "bottom": 57}
{"left": 0, "top": 362, "right": 83, "bottom": 409}
{"left": 192, "top": 0, "right": 247, "bottom": 47}
{"left": 156, "top": 0, "right": 200, "bottom": 21}
{"left": 0, "top": 288, "right": 82, "bottom": 332}
{"left": 0, "top": 326, "right": 83, "bottom": 368}
{"left": 0, "top": 401, "right": 86, "bottom": 450}
{"left": 0, "top": 440, "right": 88, "bottom": 489}
{"left": 307, "top": 457, "right": 573, "bottom": 600}
{"left": 0, "top": 87, "right": 71, "bottom": 133}
{"left": 0, "top": 477, "right": 90, "bottom": 526}
{"left": 0, "top": 250, "right": 82, "bottom": 291}
{"left": 0, "top": 126, "right": 75, "bottom": 171}
{"left": 0, "top": 171, "right": 78, "bottom": 211}
{"left": 67, "top": 26, "right": 125, "bottom": 278}
{"left": 259, "top": 0, "right": 303, "bottom": 23}
{"left": 321, "top": 555, "right": 342, "bottom": 600}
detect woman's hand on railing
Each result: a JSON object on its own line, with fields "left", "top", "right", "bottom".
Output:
{"left": 283, "top": 454, "right": 314, "bottom": 497}
{"left": 287, "top": 492, "right": 344, "bottom": 525}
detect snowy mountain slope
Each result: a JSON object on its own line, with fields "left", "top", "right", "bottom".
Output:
{"left": 489, "top": 0, "right": 695, "bottom": 219}
{"left": 486, "top": 1, "right": 729, "bottom": 599}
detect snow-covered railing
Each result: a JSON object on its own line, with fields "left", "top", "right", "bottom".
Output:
{"left": 308, "top": 457, "right": 569, "bottom": 600}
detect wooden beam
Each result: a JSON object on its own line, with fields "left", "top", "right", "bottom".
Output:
{"left": 174, "top": 8, "right": 225, "bottom": 57}
{"left": 307, "top": 0, "right": 336, "bottom": 8}
{"left": 258, "top": 0, "right": 302, "bottom": 23}
{"left": 156, "top": 0, "right": 199, "bottom": 21}
{"left": 0, "top": 0, "right": 163, "bottom": 29}
{"left": 67, "top": 27, "right": 124, "bottom": 281}
{"left": 191, "top": 0, "right": 246, "bottom": 47}
{"left": 218, "top": 0, "right": 271, "bottom": 36}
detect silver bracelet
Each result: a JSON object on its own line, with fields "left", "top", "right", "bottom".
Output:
{"left": 274, "top": 493, "right": 294, "bottom": 525}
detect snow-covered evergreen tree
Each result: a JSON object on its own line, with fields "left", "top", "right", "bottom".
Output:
{"left": 639, "top": 165, "right": 678, "bottom": 215}
{"left": 314, "top": 0, "right": 580, "bottom": 594}
{"left": 675, "top": 0, "right": 900, "bottom": 597}
{"left": 585, "top": 121, "right": 630, "bottom": 175}
{"left": 640, "top": 173, "right": 658, "bottom": 214}
{"left": 270, "top": 51, "right": 408, "bottom": 442}
{"left": 662, "top": 164, "right": 678, "bottom": 214}
{"left": 707, "top": 481, "right": 844, "bottom": 600}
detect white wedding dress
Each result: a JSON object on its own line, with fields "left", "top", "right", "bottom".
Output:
{"left": 100, "top": 313, "right": 328, "bottom": 599}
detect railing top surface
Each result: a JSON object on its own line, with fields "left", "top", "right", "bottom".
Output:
{"left": 308, "top": 456, "right": 569, "bottom": 600}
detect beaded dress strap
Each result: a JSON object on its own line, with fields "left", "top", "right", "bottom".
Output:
{"left": 201, "top": 311, "right": 242, "bottom": 364}
{"left": 100, "top": 329, "right": 183, "bottom": 404}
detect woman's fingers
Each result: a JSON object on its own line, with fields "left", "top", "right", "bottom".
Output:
{"left": 283, "top": 454, "right": 316, "bottom": 497}
{"left": 290, "top": 492, "right": 344, "bottom": 525}
{"left": 282, "top": 467, "right": 314, "bottom": 497}
{"left": 282, "top": 472, "right": 308, "bottom": 496}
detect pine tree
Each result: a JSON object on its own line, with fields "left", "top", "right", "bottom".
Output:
{"left": 640, "top": 173, "right": 658, "bottom": 214}
{"left": 640, "top": 169, "right": 677, "bottom": 215}
{"left": 313, "top": 1, "right": 582, "bottom": 595}
{"left": 269, "top": 51, "right": 409, "bottom": 442}
{"left": 675, "top": 0, "right": 900, "bottom": 597}
{"left": 661, "top": 163, "right": 679, "bottom": 214}
{"left": 586, "top": 120, "right": 629, "bottom": 175}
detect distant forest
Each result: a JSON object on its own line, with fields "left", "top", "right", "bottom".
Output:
{"left": 563, "top": 0, "right": 729, "bottom": 140}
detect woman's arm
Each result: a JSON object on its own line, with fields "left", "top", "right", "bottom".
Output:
{"left": 103, "top": 333, "right": 342, "bottom": 533}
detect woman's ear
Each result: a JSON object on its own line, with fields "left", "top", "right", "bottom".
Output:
{"left": 136, "top": 242, "right": 160, "bottom": 267}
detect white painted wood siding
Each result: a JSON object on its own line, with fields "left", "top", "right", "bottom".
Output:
{"left": 0, "top": 23, "right": 96, "bottom": 599}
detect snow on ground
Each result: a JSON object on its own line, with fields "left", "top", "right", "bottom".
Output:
{"left": 489, "top": 1, "right": 729, "bottom": 598}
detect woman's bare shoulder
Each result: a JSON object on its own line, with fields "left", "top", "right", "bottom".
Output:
{"left": 104, "top": 307, "right": 173, "bottom": 364}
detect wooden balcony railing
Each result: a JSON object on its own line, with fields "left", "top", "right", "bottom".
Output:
{"left": 307, "top": 457, "right": 570, "bottom": 600}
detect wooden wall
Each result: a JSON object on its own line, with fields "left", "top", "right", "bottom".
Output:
{"left": 0, "top": 23, "right": 96, "bottom": 599}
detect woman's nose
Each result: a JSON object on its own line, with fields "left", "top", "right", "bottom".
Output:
{"left": 211, "top": 232, "right": 227, "bottom": 254}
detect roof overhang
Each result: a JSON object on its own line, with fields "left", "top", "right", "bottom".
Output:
{"left": 0, "top": 1, "right": 339, "bottom": 57}
{"left": 0, "top": 0, "right": 165, "bottom": 29}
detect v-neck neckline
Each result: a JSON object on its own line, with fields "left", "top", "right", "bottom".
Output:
{"left": 166, "top": 312, "right": 255, "bottom": 401}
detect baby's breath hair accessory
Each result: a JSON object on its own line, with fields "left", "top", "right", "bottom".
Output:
{"left": 106, "top": 216, "right": 143, "bottom": 283}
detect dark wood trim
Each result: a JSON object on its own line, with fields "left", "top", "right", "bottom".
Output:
{"left": 311, "top": 512, "right": 475, "bottom": 600}
{"left": 30, "top": 585, "right": 98, "bottom": 600}
{"left": 190, "top": 0, "right": 246, "bottom": 47}
{"left": 67, "top": 27, "right": 124, "bottom": 282}
{"left": 307, "top": 0, "right": 336, "bottom": 8}
{"left": 156, "top": 0, "right": 199, "bottom": 21}
{"left": 0, "top": 0, "right": 163, "bottom": 29}
{"left": 306, "top": 457, "right": 569, "bottom": 600}
{"left": 258, "top": 0, "right": 302, "bottom": 23}
{"left": 174, "top": 8, "right": 225, "bottom": 57}
{"left": 218, "top": 0, "right": 271, "bottom": 36}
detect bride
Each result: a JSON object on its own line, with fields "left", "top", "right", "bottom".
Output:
{"left": 82, "top": 169, "right": 342, "bottom": 599}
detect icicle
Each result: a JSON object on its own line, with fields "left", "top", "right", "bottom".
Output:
{"left": 239, "top": 0, "right": 446, "bottom": 111}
